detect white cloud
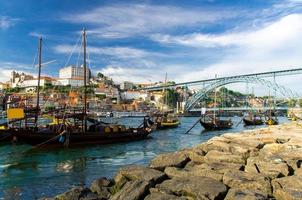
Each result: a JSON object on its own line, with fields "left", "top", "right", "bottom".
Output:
{"left": 151, "top": 14, "right": 302, "bottom": 49}
{"left": 0, "top": 62, "right": 36, "bottom": 83}
{"left": 87, "top": 13, "right": 302, "bottom": 96}
{"left": 0, "top": 16, "right": 18, "bottom": 29}
{"left": 54, "top": 44, "right": 161, "bottom": 59}
{"left": 62, "top": 4, "right": 238, "bottom": 38}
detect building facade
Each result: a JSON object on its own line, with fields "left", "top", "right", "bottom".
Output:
{"left": 59, "top": 65, "right": 90, "bottom": 81}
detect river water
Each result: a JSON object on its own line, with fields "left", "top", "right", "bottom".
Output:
{"left": 0, "top": 117, "right": 288, "bottom": 199}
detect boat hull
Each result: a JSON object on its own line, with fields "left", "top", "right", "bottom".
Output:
{"left": 9, "top": 128, "right": 151, "bottom": 147}
{"left": 265, "top": 118, "right": 279, "bottom": 125}
{"left": 157, "top": 121, "right": 180, "bottom": 129}
{"left": 200, "top": 119, "right": 233, "bottom": 131}
{"left": 243, "top": 118, "right": 264, "bottom": 126}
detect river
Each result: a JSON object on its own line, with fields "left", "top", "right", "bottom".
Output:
{"left": 0, "top": 116, "right": 288, "bottom": 199}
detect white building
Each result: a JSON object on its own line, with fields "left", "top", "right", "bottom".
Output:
{"left": 59, "top": 65, "right": 90, "bottom": 82}
{"left": 120, "top": 81, "right": 134, "bottom": 90}
{"left": 57, "top": 78, "right": 84, "bottom": 87}
{"left": 121, "top": 91, "right": 148, "bottom": 101}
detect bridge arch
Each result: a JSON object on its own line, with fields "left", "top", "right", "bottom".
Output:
{"left": 184, "top": 76, "right": 299, "bottom": 111}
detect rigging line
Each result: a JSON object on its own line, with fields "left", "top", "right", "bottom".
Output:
{"left": 64, "top": 33, "right": 82, "bottom": 68}
{"left": 76, "top": 38, "right": 83, "bottom": 68}
{"left": 32, "top": 48, "right": 38, "bottom": 68}
{"left": 86, "top": 34, "right": 91, "bottom": 69}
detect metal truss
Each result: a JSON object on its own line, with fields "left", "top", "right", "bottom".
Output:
{"left": 184, "top": 76, "right": 299, "bottom": 111}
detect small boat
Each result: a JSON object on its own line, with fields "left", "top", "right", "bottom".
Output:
{"left": 156, "top": 113, "right": 180, "bottom": 129}
{"left": 199, "top": 74, "right": 233, "bottom": 131}
{"left": 264, "top": 110, "right": 279, "bottom": 126}
{"left": 155, "top": 72, "right": 180, "bottom": 130}
{"left": 200, "top": 116, "right": 233, "bottom": 131}
{"left": 243, "top": 114, "right": 264, "bottom": 126}
{"left": 265, "top": 117, "right": 279, "bottom": 125}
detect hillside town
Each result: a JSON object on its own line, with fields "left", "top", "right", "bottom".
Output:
{"left": 0, "top": 65, "right": 295, "bottom": 118}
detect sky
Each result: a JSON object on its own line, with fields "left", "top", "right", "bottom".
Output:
{"left": 0, "top": 0, "right": 302, "bottom": 95}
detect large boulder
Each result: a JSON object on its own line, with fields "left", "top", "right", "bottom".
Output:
{"left": 181, "top": 148, "right": 205, "bottom": 164}
{"left": 223, "top": 170, "right": 272, "bottom": 196}
{"left": 272, "top": 176, "right": 302, "bottom": 200}
{"left": 204, "top": 150, "right": 246, "bottom": 165}
{"left": 54, "top": 187, "right": 100, "bottom": 200}
{"left": 145, "top": 189, "right": 188, "bottom": 200}
{"left": 188, "top": 162, "right": 244, "bottom": 175}
{"left": 157, "top": 176, "right": 227, "bottom": 199}
{"left": 110, "top": 180, "right": 150, "bottom": 200}
{"left": 149, "top": 152, "right": 190, "bottom": 171}
{"left": 164, "top": 166, "right": 223, "bottom": 181}
{"left": 114, "top": 165, "right": 166, "bottom": 186}
{"left": 277, "top": 148, "right": 302, "bottom": 171}
{"left": 224, "top": 188, "right": 268, "bottom": 200}
{"left": 90, "top": 178, "right": 112, "bottom": 199}
{"left": 245, "top": 156, "right": 289, "bottom": 179}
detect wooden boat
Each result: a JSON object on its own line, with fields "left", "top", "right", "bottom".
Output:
{"left": 200, "top": 117, "right": 233, "bottom": 130}
{"left": 155, "top": 73, "right": 180, "bottom": 130}
{"left": 265, "top": 117, "right": 279, "bottom": 125}
{"left": 1, "top": 30, "right": 153, "bottom": 147}
{"left": 156, "top": 114, "right": 180, "bottom": 129}
{"left": 264, "top": 110, "right": 279, "bottom": 126}
{"left": 243, "top": 114, "right": 264, "bottom": 126}
{"left": 199, "top": 74, "right": 233, "bottom": 131}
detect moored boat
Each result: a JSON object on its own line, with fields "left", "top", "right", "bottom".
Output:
{"left": 156, "top": 113, "right": 180, "bottom": 129}
{"left": 243, "top": 114, "right": 264, "bottom": 126}
{"left": 200, "top": 116, "right": 233, "bottom": 130}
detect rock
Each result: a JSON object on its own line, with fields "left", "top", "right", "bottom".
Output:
{"left": 169, "top": 162, "right": 243, "bottom": 182}
{"left": 190, "top": 162, "right": 244, "bottom": 175}
{"left": 224, "top": 188, "right": 267, "bottom": 200}
{"left": 199, "top": 138, "right": 232, "bottom": 153}
{"left": 90, "top": 178, "right": 111, "bottom": 199}
{"left": 157, "top": 176, "right": 227, "bottom": 199}
{"left": 110, "top": 180, "right": 150, "bottom": 200}
{"left": 145, "top": 189, "right": 188, "bottom": 200}
{"left": 182, "top": 148, "right": 205, "bottom": 164}
{"left": 114, "top": 165, "right": 166, "bottom": 187}
{"left": 245, "top": 156, "right": 289, "bottom": 179}
{"left": 55, "top": 187, "right": 100, "bottom": 200}
{"left": 149, "top": 152, "right": 190, "bottom": 171}
{"left": 294, "top": 167, "right": 302, "bottom": 176}
{"left": 223, "top": 170, "right": 272, "bottom": 195}
{"left": 204, "top": 150, "right": 246, "bottom": 165}
{"left": 272, "top": 176, "right": 302, "bottom": 200}
{"left": 277, "top": 148, "right": 302, "bottom": 171}
{"left": 164, "top": 166, "right": 223, "bottom": 181}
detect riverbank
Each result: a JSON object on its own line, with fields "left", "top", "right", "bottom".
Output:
{"left": 43, "top": 122, "right": 302, "bottom": 200}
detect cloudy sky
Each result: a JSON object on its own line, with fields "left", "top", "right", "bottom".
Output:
{"left": 0, "top": 0, "right": 302, "bottom": 95}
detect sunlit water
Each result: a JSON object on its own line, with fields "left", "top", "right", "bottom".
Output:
{"left": 0, "top": 117, "right": 288, "bottom": 199}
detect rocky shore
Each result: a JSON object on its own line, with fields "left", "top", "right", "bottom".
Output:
{"left": 43, "top": 122, "right": 302, "bottom": 200}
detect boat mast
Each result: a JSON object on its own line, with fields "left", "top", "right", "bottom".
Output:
{"left": 213, "top": 74, "right": 217, "bottom": 122}
{"left": 83, "top": 28, "right": 87, "bottom": 133}
{"left": 35, "top": 37, "right": 42, "bottom": 127}
{"left": 164, "top": 72, "right": 168, "bottom": 111}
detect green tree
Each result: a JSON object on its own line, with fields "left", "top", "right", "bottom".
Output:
{"left": 288, "top": 99, "right": 297, "bottom": 108}
{"left": 299, "top": 98, "right": 302, "bottom": 107}
{"left": 97, "top": 72, "right": 104, "bottom": 78}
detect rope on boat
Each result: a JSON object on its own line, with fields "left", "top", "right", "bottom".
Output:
{"left": 0, "top": 133, "right": 12, "bottom": 141}
{"left": 30, "top": 130, "right": 66, "bottom": 150}
{"left": 185, "top": 116, "right": 202, "bottom": 134}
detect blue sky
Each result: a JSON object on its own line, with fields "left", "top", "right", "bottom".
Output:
{"left": 1, "top": 0, "right": 302, "bottom": 94}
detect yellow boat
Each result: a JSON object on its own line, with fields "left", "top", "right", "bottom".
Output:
{"left": 157, "top": 114, "right": 180, "bottom": 129}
